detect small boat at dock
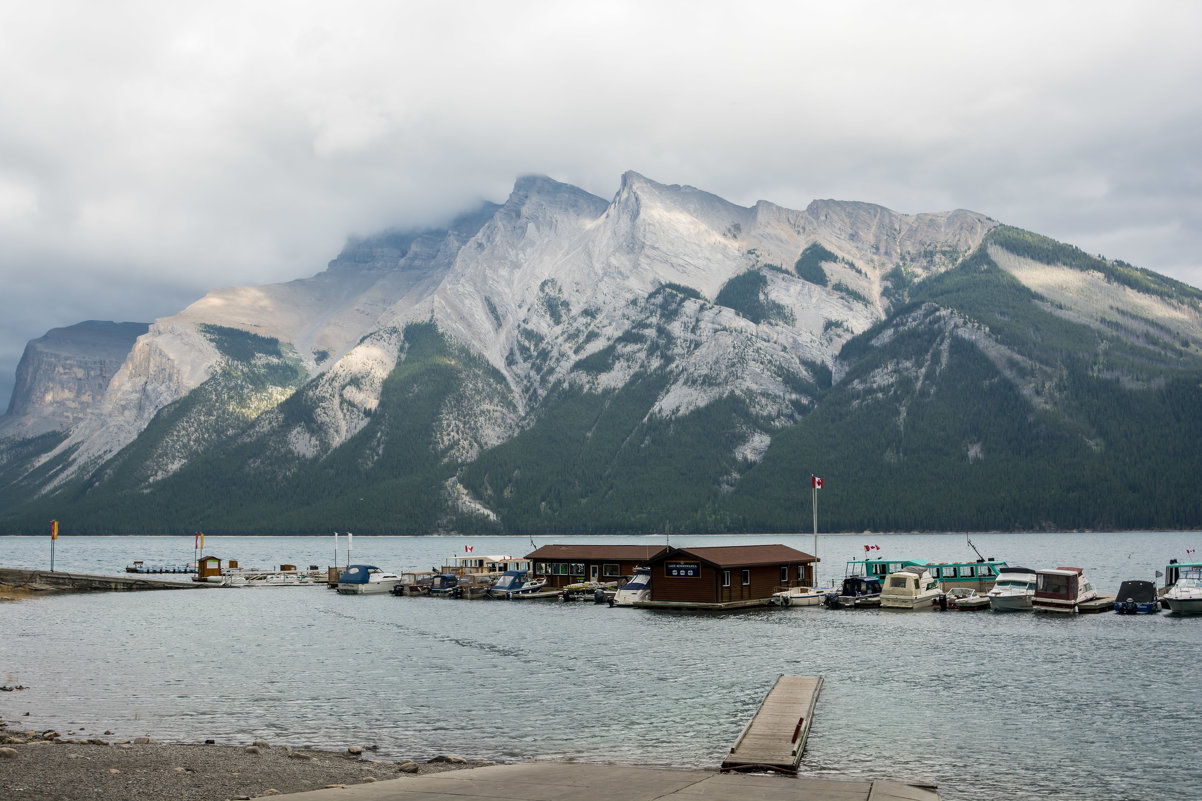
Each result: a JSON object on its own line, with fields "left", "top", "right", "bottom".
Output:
{"left": 488, "top": 570, "right": 546, "bottom": 599}
{"left": 1113, "top": 580, "right": 1160, "bottom": 615}
{"left": 987, "top": 566, "right": 1036, "bottom": 612}
{"left": 1032, "top": 567, "right": 1098, "bottom": 614}
{"left": 879, "top": 567, "right": 941, "bottom": 610}
{"left": 823, "top": 575, "right": 882, "bottom": 608}
{"left": 336, "top": 565, "right": 403, "bottom": 594}
{"left": 610, "top": 567, "right": 652, "bottom": 606}
{"left": 1164, "top": 568, "right": 1202, "bottom": 615}
{"left": 769, "top": 585, "right": 826, "bottom": 607}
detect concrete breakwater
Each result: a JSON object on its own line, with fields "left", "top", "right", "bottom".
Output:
{"left": 0, "top": 567, "right": 206, "bottom": 593}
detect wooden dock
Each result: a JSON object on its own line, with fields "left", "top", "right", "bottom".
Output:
{"left": 0, "top": 567, "right": 207, "bottom": 593}
{"left": 722, "top": 674, "right": 822, "bottom": 774}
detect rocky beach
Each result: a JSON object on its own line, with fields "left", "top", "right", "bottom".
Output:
{"left": 0, "top": 717, "right": 487, "bottom": 801}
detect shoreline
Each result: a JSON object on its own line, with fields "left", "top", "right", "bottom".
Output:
{"left": 0, "top": 716, "right": 490, "bottom": 801}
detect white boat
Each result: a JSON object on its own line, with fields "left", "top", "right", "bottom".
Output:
{"left": 1032, "top": 566, "right": 1098, "bottom": 613}
{"left": 769, "top": 585, "right": 827, "bottom": 607}
{"left": 336, "top": 564, "right": 403, "bottom": 595}
{"left": 987, "top": 566, "right": 1037, "bottom": 612}
{"left": 879, "top": 567, "right": 941, "bottom": 609}
{"left": 1164, "top": 568, "right": 1202, "bottom": 615}
{"left": 611, "top": 567, "right": 652, "bottom": 606}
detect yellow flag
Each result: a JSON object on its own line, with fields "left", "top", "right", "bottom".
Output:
{"left": 51, "top": 520, "right": 58, "bottom": 540}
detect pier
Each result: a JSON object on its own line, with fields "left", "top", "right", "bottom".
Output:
{"left": 722, "top": 674, "right": 823, "bottom": 775}
{"left": 0, "top": 567, "right": 207, "bottom": 593}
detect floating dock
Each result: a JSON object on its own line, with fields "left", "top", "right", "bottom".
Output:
{"left": 722, "top": 674, "right": 822, "bottom": 774}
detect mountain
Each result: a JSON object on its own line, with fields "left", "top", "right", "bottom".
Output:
{"left": 2, "top": 173, "right": 1200, "bottom": 534}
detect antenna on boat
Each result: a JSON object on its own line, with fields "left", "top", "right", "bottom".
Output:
{"left": 967, "top": 535, "right": 985, "bottom": 562}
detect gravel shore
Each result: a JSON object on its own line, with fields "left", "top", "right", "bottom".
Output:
{"left": 0, "top": 717, "right": 489, "bottom": 801}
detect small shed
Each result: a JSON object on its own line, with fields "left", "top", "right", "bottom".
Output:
{"left": 644, "top": 545, "right": 817, "bottom": 607}
{"left": 196, "top": 555, "right": 222, "bottom": 581}
{"left": 525, "top": 544, "right": 668, "bottom": 588}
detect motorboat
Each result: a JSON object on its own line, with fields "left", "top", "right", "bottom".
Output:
{"left": 427, "top": 573, "right": 462, "bottom": 597}
{"left": 987, "top": 566, "right": 1037, "bottom": 612}
{"left": 1032, "top": 566, "right": 1098, "bottom": 613}
{"left": 1164, "top": 568, "right": 1202, "bottom": 615}
{"left": 769, "top": 585, "right": 827, "bottom": 607}
{"left": 1160, "top": 559, "right": 1202, "bottom": 606}
{"left": 879, "top": 567, "right": 941, "bottom": 609}
{"left": 488, "top": 569, "right": 547, "bottom": 598}
{"left": 823, "top": 575, "right": 882, "bottom": 608}
{"left": 335, "top": 564, "right": 403, "bottom": 595}
{"left": 610, "top": 567, "right": 652, "bottom": 606}
{"left": 1113, "top": 580, "right": 1160, "bottom": 615}
{"left": 942, "top": 588, "right": 989, "bottom": 610}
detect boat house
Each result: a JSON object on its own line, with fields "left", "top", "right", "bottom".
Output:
{"left": 525, "top": 544, "right": 668, "bottom": 589}
{"left": 641, "top": 544, "right": 817, "bottom": 608}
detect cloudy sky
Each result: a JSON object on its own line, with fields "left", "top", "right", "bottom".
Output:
{"left": 2, "top": 0, "right": 1201, "bottom": 408}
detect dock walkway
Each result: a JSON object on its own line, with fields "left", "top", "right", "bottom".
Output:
{"left": 0, "top": 567, "right": 206, "bottom": 592}
{"left": 723, "top": 674, "right": 823, "bottom": 774}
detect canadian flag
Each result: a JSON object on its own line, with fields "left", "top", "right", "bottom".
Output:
{"left": 812, "top": 476, "right": 824, "bottom": 489}
{"left": 465, "top": 545, "right": 474, "bottom": 553}
{"left": 864, "top": 544, "right": 880, "bottom": 553}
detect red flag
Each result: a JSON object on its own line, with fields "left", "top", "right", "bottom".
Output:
{"left": 864, "top": 544, "right": 871, "bottom": 553}
{"left": 465, "top": 545, "right": 474, "bottom": 553}
{"left": 51, "top": 520, "right": 58, "bottom": 540}
{"left": 812, "top": 476, "right": 824, "bottom": 489}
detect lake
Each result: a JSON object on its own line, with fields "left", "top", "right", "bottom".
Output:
{"left": 1, "top": 531, "right": 1198, "bottom": 800}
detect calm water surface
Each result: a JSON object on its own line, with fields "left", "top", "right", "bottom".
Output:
{"left": 2, "top": 532, "right": 1199, "bottom": 801}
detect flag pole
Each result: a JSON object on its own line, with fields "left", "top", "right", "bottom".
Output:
{"left": 811, "top": 477, "right": 818, "bottom": 587}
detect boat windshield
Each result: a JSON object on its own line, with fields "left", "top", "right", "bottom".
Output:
{"left": 493, "top": 571, "right": 522, "bottom": 591}
{"left": 624, "top": 570, "right": 651, "bottom": 591}
{"left": 1037, "top": 573, "right": 1074, "bottom": 595}
{"left": 994, "top": 578, "right": 1033, "bottom": 589}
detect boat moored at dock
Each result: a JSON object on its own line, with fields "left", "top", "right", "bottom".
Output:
{"left": 1032, "top": 567, "right": 1098, "bottom": 613}
{"left": 1164, "top": 568, "right": 1202, "bottom": 615}
{"left": 879, "top": 567, "right": 941, "bottom": 609}
{"left": 336, "top": 565, "right": 402, "bottom": 594}
{"left": 1113, "top": 580, "right": 1160, "bottom": 614}
{"left": 610, "top": 567, "right": 652, "bottom": 606}
{"left": 488, "top": 569, "right": 546, "bottom": 598}
{"left": 987, "top": 566, "right": 1037, "bottom": 612}
{"left": 823, "top": 575, "right": 882, "bottom": 608}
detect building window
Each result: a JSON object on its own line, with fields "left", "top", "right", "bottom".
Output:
{"left": 603, "top": 563, "right": 621, "bottom": 577}
{"left": 722, "top": 570, "right": 731, "bottom": 587}
{"left": 780, "top": 566, "right": 789, "bottom": 584}
{"left": 798, "top": 565, "right": 806, "bottom": 581}
{"left": 742, "top": 569, "right": 750, "bottom": 586}
{"left": 534, "top": 562, "right": 545, "bottom": 575}
{"left": 571, "top": 563, "right": 585, "bottom": 576}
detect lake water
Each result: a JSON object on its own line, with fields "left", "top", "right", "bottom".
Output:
{"left": 2, "top": 531, "right": 1199, "bottom": 801}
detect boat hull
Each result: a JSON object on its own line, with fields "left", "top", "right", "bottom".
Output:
{"left": 988, "top": 593, "right": 1033, "bottom": 612}
{"left": 1166, "top": 597, "right": 1202, "bottom": 615}
{"left": 880, "top": 589, "right": 941, "bottom": 609}
{"left": 337, "top": 580, "right": 400, "bottom": 595}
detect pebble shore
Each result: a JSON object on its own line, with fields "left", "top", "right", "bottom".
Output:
{"left": 0, "top": 717, "right": 488, "bottom": 801}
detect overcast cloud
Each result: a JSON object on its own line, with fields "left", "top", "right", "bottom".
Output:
{"left": 2, "top": 0, "right": 1201, "bottom": 408}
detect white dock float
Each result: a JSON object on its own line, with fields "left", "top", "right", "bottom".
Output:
{"left": 722, "top": 674, "right": 822, "bottom": 774}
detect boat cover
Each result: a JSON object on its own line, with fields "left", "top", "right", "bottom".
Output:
{"left": 338, "top": 565, "right": 381, "bottom": 584}
{"left": 1116, "top": 580, "right": 1157, "bottom": 603}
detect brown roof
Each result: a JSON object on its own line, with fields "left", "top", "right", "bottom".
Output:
{"left": 525, "top": 544, "right": 669, "bottom": 562}
{"left": 649, "top": 544, "right": 816, "bottom": 568}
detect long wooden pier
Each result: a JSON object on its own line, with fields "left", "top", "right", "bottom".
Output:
{"left": 722, "top": 674, "right": 822, "bottom": 774}
{"left": 0, "top": 567, "right": 207, "bottom": 593}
